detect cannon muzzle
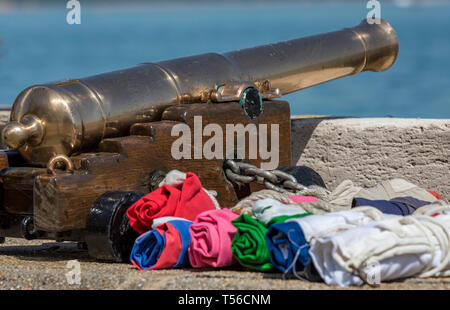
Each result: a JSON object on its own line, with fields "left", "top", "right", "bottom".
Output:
{"left": 2, "top": 19, "right": 398, "bottom": 164}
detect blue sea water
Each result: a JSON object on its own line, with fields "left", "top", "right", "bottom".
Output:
{"left": 0, "top": 3, "right": 449, "bottom": 118}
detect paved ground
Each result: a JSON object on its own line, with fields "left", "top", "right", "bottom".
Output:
{"left": 0, "top": 237, "right": 449, "bottom": 290}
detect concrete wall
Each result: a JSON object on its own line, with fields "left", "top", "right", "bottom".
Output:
{"left": 291, "top": 116, "right": 450, "bottom": 199}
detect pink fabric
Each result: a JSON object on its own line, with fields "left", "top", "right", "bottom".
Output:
{"left": 288, "top": 195, "right": 318, "bottom": 203}
{"left": 188, "top": 209, "right": 239, "bottom": 268}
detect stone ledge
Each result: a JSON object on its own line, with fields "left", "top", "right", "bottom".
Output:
{"left": 291, "top": 116, "right": 450, "bottom": 199}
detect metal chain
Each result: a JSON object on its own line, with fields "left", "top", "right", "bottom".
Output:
{"left": 223, "top": 159, "right": 309, "bottom": 193}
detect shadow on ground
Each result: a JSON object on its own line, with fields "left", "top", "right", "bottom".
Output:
{"left": 0, "top": 241, "right": 94, "bottom": 262}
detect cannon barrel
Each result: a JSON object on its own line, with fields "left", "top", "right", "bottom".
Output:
{"left": 2, "top": 19, "right": 398, "bottom": 164}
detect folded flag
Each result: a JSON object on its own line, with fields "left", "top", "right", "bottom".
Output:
{"left": 352, "top": 196, "right": 431, "bottom": 216}
{"left": 288, "top": 196, "right": 318, "bottom": 203}
{"left": 189, "top": 209, "right": 239, "bottom": 268}
{"left": 130, "top": 220, "right": 192, "bottom": 270}
{"left": 126, "top": 172, "right": 216, "bottom": 234}
{"left": 428, "top": 191, "right": 443, "bottom": 200}
{"left": 266, "top": 221, "right": 309, "bottom": 274}
{"left": 231, "top": 214, "right": 274, "bottom": 271}
{"left": 252, "top": 198, "right": 311, "bottom": 226}
{"left": 151, "top": 216, "right": 192, "bottom": 229}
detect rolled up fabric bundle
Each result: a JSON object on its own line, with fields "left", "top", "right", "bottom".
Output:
{"left": 265, "top": 207, "right": 387, "bottom": 275}
{"left": 158, "top": 170, "right": 221, "bottom": 210}
{"left": 231, "top": 199, "right": 312, "bottom": 272}
{"left": 231, "top": 214, "right": 274, "bottom": 271}
{"left": 188, "top": 209, "right": 239, "bottom": 268}
{"left": 265, "top": 221, "right": 309, "bottom": 274}
{"left": 126, "top": 172, "right": 216, "bottom": 234}
{"left": 309, "top": 213, "right": 450, "bottom": 286}
{"left": 130, "top": 219, "right": 192, "bottom": 270}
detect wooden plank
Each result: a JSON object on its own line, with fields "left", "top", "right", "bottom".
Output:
{"left": 161, "top": 100, "right": 291, "bottom": 170}
{"left": 134, "top": 100, "right": 291, "bottom": 204}
{"left": 1, "top": 167, "right": 47, "bottom": 214}
{"left": 131, "top": 120, "right": 243, "bottom": 207}
{"left": 0, "top": 151, "right": 8, "bottom": 171}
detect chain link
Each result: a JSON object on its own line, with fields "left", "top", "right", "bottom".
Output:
{"left": 223, "top": 159, "right": 309, "bottom": 193}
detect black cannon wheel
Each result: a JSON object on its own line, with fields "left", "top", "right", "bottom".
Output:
{"left": 85, "top": 191, "right": 143, "bottom": 262}
{"left": 278, "top": 165, "right": 327, "bottom": 189}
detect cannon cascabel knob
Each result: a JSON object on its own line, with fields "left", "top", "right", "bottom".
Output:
{"left": 2, "top": 114, "right": 44, "bottom": 150}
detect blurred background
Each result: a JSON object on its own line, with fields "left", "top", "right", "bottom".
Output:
{"left": 0, "top": 0, "right": 449, "bottom": 118}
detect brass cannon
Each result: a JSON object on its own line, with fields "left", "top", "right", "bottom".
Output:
{"left": 0, "top": 19, "right": 398, "bottom": 261}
